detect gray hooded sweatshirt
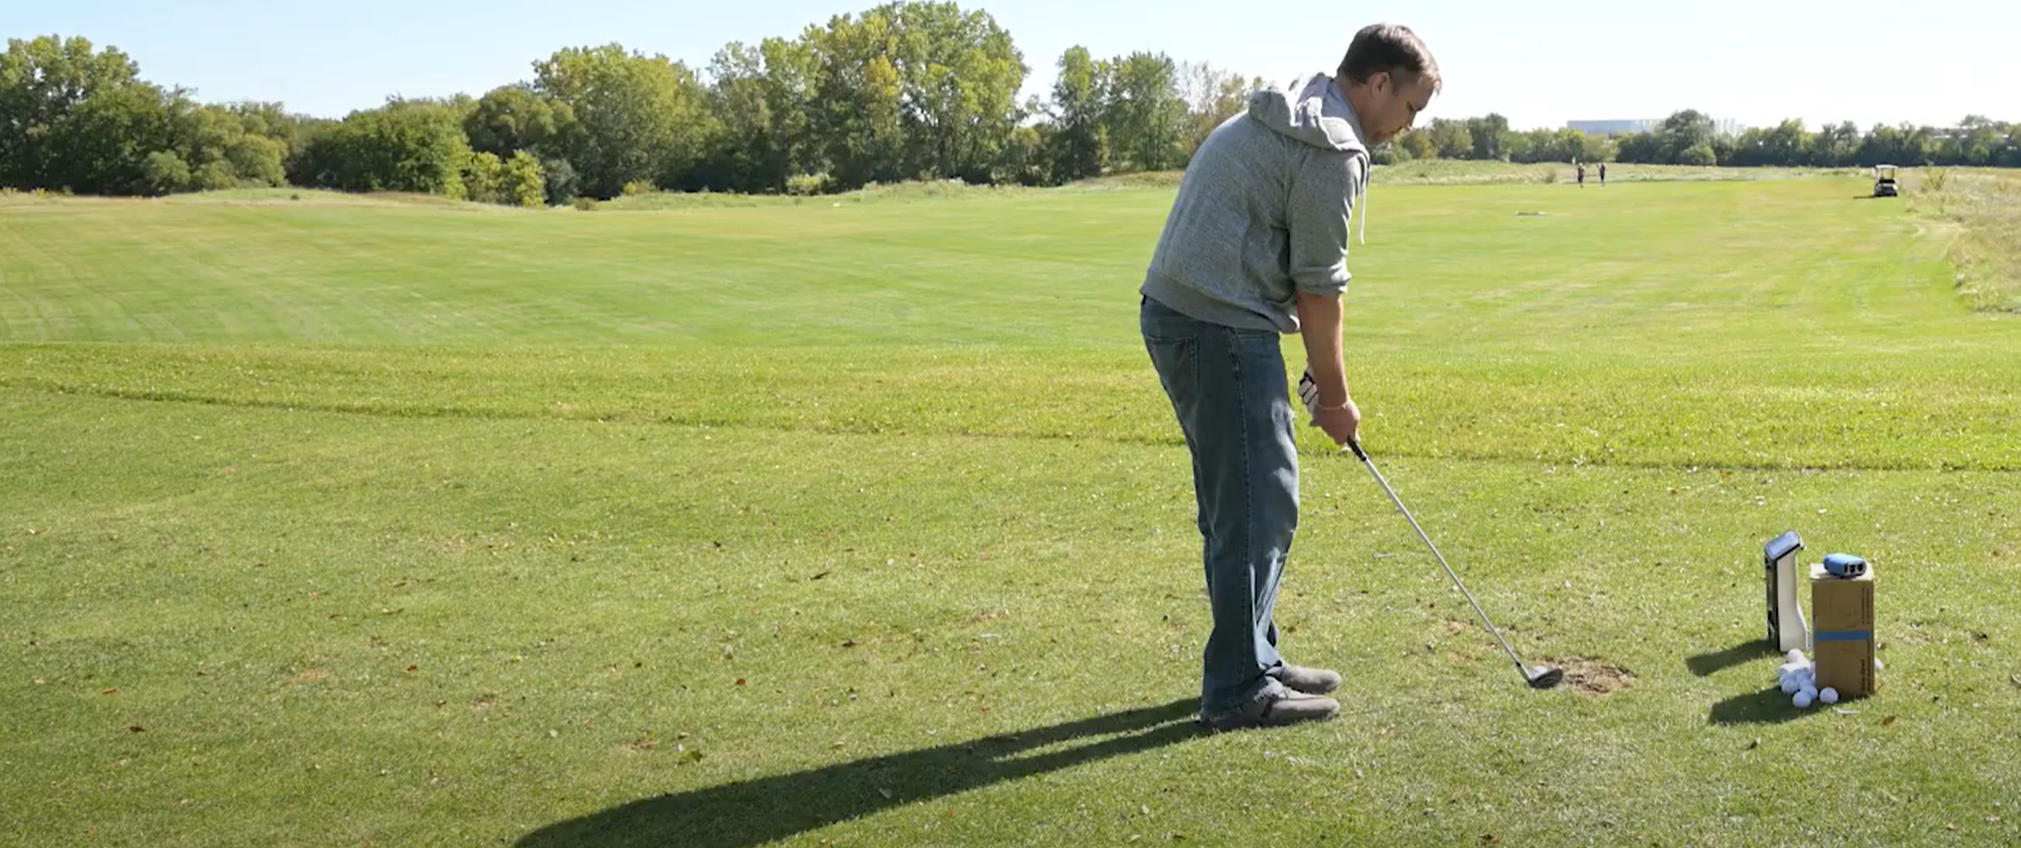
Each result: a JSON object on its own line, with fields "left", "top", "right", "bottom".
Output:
{"left": 1140, "top": 73, "right": 1371, "bottom": 334}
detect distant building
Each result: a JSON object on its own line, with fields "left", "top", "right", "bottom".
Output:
{"left": 1570, "top": 118, "right": 1749, "bottom": 137}
{"left": 1569, "top": 119, "right": 1656, "bottom": 136}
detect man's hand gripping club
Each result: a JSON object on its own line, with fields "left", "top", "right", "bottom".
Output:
{"left": 1295, "top": 291, "right": 1360, "bottom": 445}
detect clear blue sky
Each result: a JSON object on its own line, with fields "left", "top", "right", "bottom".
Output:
{"left": 6, "top": 0, "right": 2016, "bottom": 130}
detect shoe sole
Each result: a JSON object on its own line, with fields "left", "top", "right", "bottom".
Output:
{"left": 1200, "top": 700, "right": 1340, "bottom": 732}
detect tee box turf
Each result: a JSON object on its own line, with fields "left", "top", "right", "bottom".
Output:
{"left": 1810, "top": 561, "right": 1877, "bottom": 697}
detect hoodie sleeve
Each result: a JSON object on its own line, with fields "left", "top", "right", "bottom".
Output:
{"left": 1286, "top": 150, "right": 1366, "bottom": 297}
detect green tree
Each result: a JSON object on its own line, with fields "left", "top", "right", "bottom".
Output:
{"left": 1423, "top": 119, "right": 1474, "bottom": 159}
{"left": 1466, "top": 114, "right": 1512, "bottom": 161}
{"left": 1103, "top": 51, "right": 1186, "bottom": 172}
{"left": 541, "top": 156, "right": 581, "bottom": 205}
{"left": 218, "top": 102, "right": 325, "bottom": 185}
{"left": 701, "top": 42, "right": 775, "bottom": 191}
{"left": 1946, "top": 115, "right": 2002, "bottom": 167}
{"left": 1395, "top": 128, "right": 1439, "bottom": 161}
{"left": 994, "top": 123, "right": 1051, "bottom": 186}
{"left": 502, "top": 150, "right": 547, "bottom": 207}
{"left": 1658, "top": 110, "right": 1716, "bottom": 162}
{"left": 755, "top": 37, "right": 821, "bottom": 189}
{"left": 1729, "top": 127, "right": 1771, "bottom": 166}
{"left": 55, "top": 81, "right": 172, "bottom": 193}
{"left": 1370, "top": 143, "right": 1413, "bottom": 166}
{"left": 465, "top": 84, "right": 573, "bottom": 161}
{"left": 464, "top": 151, "right": 504, "bottom": 203}
{"left": 172, "top": 103, "right": 288, "bottom": 190}
{"left": 1726, "top": 119, "right": 1812, "bottom": 167}
{"left": 806, "top": 13, "right": 906, "bottom": 188}
{"left": 0, "top": 35, "right": 191, "bottom": 194}
{"left": 870, "top": 1, "right": 1027, "bottom": 182}
{"left": 1615, "top": 131, "right": 1664, "bottom": 164}
{"left": 141, "top": 150, "right": 192, "bottom": 195}
{"left": 1809, "top": 121, "right": 1860, "bottom": 167}
{"left": 1858, "top": 123, "right": 1935, "bottom": 167}
{"left": 534, "top": 44, "right": 712, "bottom": 197}
{"left": 1, "top": 35, "right": 132, "bottom": 188}
{"left": 2002, "top": 126, "right": 2021, "bottom": 168}
{"left": 1510, "top": 127, "right": 1592, "bottom": 164}
{"left": 700, "top": 39, "right": 822, "bottom": 192}
{"left": 299, "top": 100, "right": 472, "bottom": 196}
{"left": 1579, "top": 132, "right": 1615, "bottom": 164}
{"left": 1177, "top": 61, "right": 1258, "bottom": 163}
{"left": 1046, "top": 45, "right": 1108, "bottom": 183}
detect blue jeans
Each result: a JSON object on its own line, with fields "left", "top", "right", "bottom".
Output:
{"left": 1140, "top": 296, "right": 1299, "bottom": 712}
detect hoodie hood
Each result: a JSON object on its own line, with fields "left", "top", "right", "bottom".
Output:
{"left": 1248, "top": 73, "right": 1374, "bottom": 243}
{"left": 1248, "top": 73, "right": 1370, "bottom": 154}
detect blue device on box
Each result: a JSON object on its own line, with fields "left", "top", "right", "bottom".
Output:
{"left": 1824, "top": 553, "right": 1868, "bottom": 578}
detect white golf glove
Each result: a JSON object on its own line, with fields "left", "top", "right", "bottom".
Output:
{"left": 1297, "top": 366, "right": 1323, "bottom": 420}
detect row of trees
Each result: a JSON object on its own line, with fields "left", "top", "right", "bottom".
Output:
{"left": 0, "top": 36, "right": 302, "bottom": 196}
{"left": 1385, "top": 114, "right": 1616, "bottom": 165}
{"left": 1387, "top": 110, "right": 2021, "bottom": 170}
{"left": 1611, "top": 111, "right": 2021, "bottom": 169}
{"left": 2, "top": 2, "right": 1262, "bottom": 201}
{"left": 6, "top": 3, "right": 2018, "bottom": 201}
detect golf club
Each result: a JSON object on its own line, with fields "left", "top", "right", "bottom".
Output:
{"left": 1345, "top": 438, "right": 1563, "bottom": 690}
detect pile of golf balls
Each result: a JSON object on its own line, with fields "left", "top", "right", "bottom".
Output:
{"left": 1778, "top": 650, "right": 1839, "bottom": 708}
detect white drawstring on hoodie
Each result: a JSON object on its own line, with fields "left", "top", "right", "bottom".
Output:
{"left": 1357, "top": 169, "right": 1368, "bottom": 246}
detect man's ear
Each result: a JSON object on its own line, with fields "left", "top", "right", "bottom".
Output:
{"left": 1371, "top": 70, "right": 1395, "bottom": 98}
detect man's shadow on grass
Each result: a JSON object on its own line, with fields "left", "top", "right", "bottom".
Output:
{"left": 1692, "top": 639, "right": 1807, "bottom": 725}
{"left": 1681, "top": 638, "right": 1810, "bottom": 726}
{"left": 515, "top": 698, "right": 1206, "bottom": 848}
{"left": 1708, "top": 688, "right": 1806, "bottom": 725}
{"left": 1685, "top": 640, "right": 1780, "bottom": 678}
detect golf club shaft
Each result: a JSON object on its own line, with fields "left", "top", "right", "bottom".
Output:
{"left": 1345, "top": 439, "right": 1534, "bottom": 679}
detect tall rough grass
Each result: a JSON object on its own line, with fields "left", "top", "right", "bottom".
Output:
{"left": 1910, "top": 168, "right": 2021, "bottom": 312}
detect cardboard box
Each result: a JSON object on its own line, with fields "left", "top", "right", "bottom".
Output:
{"left": 1810, "top": 562, "right": 1876, "bottom": 697}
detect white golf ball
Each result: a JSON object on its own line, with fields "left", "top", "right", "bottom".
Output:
{"left": 1787, "top": 650, "right": 1806, "bottom": 664}
{"left": 1820, "top": 688, "right": 1840, "bottom": 705}
{"left": 1874, "top": 659, "right": 1884, "bottom": 672}
{"left": 1793, "top": 690, "right": 1814, "bottom": 709}
{"left": 1780, "top": 677, "right": 1801, "bottom": 695}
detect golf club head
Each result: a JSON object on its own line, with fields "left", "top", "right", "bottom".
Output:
{"left": 1526, "top": 666, "right": 1565, "bottom": 690}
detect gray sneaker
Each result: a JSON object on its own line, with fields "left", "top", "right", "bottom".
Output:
{"left": 1271, "top": 664, "right": 1342, "bottom": 695}
{"left": 1200, "top": 682, "right": 1340, "bottom": 732}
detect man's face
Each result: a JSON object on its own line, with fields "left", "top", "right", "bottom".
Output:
{"left": 1364, "top": 72, "right": 1438, "bottom": 145}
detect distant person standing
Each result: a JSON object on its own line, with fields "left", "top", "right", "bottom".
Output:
{"left": 1576, "top": 162, "right": 1586, "bottom": 188}
{"left": 1599, "top": 162, "right": 1608, "bottom": 186}
{"left": 1139, "top": 24, "right": 1441, "bottom": 731}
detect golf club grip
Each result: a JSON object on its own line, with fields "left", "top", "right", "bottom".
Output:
{"left": 1346, "top": 438, "right": 1369, "bottom": 462}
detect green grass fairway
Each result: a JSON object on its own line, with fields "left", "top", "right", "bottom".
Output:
{"left": 3, "top": 176, "right": 2018, "bottom": 847}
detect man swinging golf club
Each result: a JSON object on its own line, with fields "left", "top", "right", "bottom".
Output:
{"left": 1139, "top": 24, "right": 1440, "bottom": 730}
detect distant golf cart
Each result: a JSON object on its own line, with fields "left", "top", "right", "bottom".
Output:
{"left": 1872, "top": 164, "right": 1900, "bottom": 198}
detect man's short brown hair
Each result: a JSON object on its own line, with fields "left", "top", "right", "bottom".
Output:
{"left": 1338, "top": 24, "right": 1441, "bottom": 92}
